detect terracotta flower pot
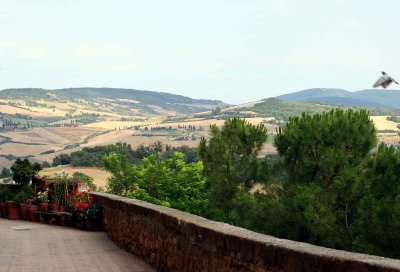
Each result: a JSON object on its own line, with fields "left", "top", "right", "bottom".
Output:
{"left": 1, "top": 202, "right": 8, "bottom": 218}
{"left": 7, "top": 201, "right": 20, "bottom": 220}
{"left": 40, "top": 202, "right": 49, "bottom": 212}
{"left": 28, "top": 204, "right": 39, "bottom": 222}
{"left": 50, "top": 203, "right": 60, "bottom": 211}
{"left": 19, "top": 203, "right": 30, "bottom": 220}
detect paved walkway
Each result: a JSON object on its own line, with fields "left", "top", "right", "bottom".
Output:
{"left": 0, "top": 219, "right": 156, "bottom": 272}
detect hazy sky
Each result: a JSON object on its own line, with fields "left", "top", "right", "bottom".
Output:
{"left": 1, "top": 0, "right": 400, "bottom": 104}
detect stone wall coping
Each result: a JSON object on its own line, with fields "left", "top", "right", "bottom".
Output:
{"left": 92, "top": 192, "right": 400, "bottom": 270}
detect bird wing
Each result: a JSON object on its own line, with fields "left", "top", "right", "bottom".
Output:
{"left": 382, "top": 78, "right": 393, "bottom": 88}
{"left": 373, "top": 75, "right": 386, "bottom": 87}
{"left": 391, "top": 77, "right": 399, "bottom": 84}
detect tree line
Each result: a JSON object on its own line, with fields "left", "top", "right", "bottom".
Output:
{"left": 52, "top": 142, "right": 198, "bottom": 168}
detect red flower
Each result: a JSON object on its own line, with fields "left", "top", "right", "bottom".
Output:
{"left": 67, "top": 190, "right": 94, "bottom": 213}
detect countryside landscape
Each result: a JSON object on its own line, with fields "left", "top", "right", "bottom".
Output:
{"left": 0, "top": 87, "right": 275, "bottom": 173}
{"left": 2, "top": 1, "right": 400, "bottom": 271}
{"left": 2, "top": 88, "right": 400, "bottom": 259}
{"left": 1, "top": 87, "right": 399, "bottom": 175}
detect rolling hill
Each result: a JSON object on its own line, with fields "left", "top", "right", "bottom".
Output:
{"left": 277, "top": 88, "right": 400, "bottom": 109}
{"left": 0, "top": 86, "right": 399, "bottom": 170}
{"left": 0, "top": 87, "right": 225, "bottom": 116}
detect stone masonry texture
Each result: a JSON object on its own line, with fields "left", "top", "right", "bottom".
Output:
{"left": 92, "top": 192, "right": 400, "bottom": 272}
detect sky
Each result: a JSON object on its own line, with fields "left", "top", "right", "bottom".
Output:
{"left": 1, "top": 0, "right": 400, "bottom": 104}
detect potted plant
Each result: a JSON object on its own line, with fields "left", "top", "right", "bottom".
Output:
{"left": 6, "top": 198, "right": 20, "bottom": 220}
{"left": 66, "top": 189, "right": 101, "bottom": 230}
{"left": 13, "top": 186, "right": 34, "bottom": 220}
{"left": 27, "top": 194, "right": 41, "bottom": 222}
{"left": 0, "top": 187, "right": 12, "bottom": 218}
{"left": 80, "top": 203, "right": 102, "bottom": 230}
{"left": 52, "top": 174, "right": 71, "bottom": 212}
{"left": 7, "top": 159, "right": 42, "bottom": 220}
{"left": 37, "top": 190, "right": 49, "bottom": 212}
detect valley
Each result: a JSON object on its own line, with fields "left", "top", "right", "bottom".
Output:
{"left": 0, "top": 87, "right": 399, "bottom": 172}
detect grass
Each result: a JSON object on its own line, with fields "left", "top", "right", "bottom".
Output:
{"left": 82, "top": 121, "right": 154, "bottom": 130}
{"left": 370, "top": 116, "right": 400, "bottom": 131}
{"left": 39, "top": 165, "right": 111, "bottom": 189}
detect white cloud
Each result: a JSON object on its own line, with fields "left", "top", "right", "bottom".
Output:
{"left": 71, "top": 44, "right": 131, "bottom": 58}
{"left": 0, "top": 41, "right": 17, "bottom": 48}
{"left": 0, "top": 41, "right": 47, "bottom": 60}
{"left": 20, "top": 46, "right": 47, "bottom": 59}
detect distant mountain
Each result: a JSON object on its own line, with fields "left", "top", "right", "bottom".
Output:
{"left": 58, "top": 88, "right": 220, "bottom": 106}
{"left": 0, "top": 87, "right": 224, "bottom": 115}
{"left": 214, "top": 88, "right": 399, "bottom": 121}
{"left": 354, "top": 89, "right": 400, "bottom": 109}
{"left": 278, "top": 88, "right": 350, "bottom": 101}
{"left": 277, "top": 88, "right": 400, "bottom": 110}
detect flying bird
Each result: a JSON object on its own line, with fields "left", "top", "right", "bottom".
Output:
{"left": 373, "top": 71, "right": 398, "bottom": 88}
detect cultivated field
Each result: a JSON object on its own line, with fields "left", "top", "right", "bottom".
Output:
{"left": 370, "top": 116, "right": 400, "bottom": 131}
{"left": 0, "top": 127, "right": 104, "bottom": 168}
{"left": 0, "top": 127, "right": 103, "bottom": 144}
{"left": 161, "top": 117, "right": 277, "bottom": 132}
{"left": 0, "top": 98, "right": 154, "bottom": 119}
{"left": 1, "top": 115, "right": 399, "bottom": 169}
{"left": 0, "top": 105, "right": 61, "bottom": 118}
{"left": 82, "top": 120, "right": 157, "bottom": 130}
{"left": 79, "top": 117, "right": 279, "bottom": 150}
{"left": 377, "top": 132, "right": 400, "bottom": 146}
{"left": 39, "top": 165, "right": 111, "bottom": 189}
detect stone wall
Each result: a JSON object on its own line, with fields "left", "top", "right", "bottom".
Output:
{"left": 92, "top": 192, "right": 400, "bottom": 272}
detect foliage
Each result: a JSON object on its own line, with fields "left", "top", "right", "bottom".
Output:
{"left": 71, "top": 172, "right": 97, "bottom": 191}
{"left": 10, "top": 159, "right": 43, "bottom": 186}
{"left": 40, "top": 150, "right": 55, "bottom": 155}
{"left": 47, "top": 172, "right": 97, "bottom": 204}
{"left": 0, "top": 187, "right": 12, "bottom": 202}
{"left": 41, "top": 161, "right": 51, "bottom": 168}
{"left": 104, "top": 153, "right": 137, "bottom": 196}
{"left": 275, "top": 109, "right": 376, "bottom": 186}
{"left": 13, "top": 185, "right": 34, "bottom": 204}
{"left": 353, "top": 144, "right": 400, "bottom": 258}
{"left": 199, "top": 117, "right": 268, "bottom": 218}
{"left": 105, "top": 151, "right": 210, "bottom": 215}
{"left": 165, "top": 145, "right": 199, "bottom": 163}
{"left": 51, "top": 173, "right": 73, "bottom": 205}
{"left": 273, "top": 109, "right": 378, "bottom": 250}
{"left": 52, "top": 153, "right": 71, "bottom": 166}
{"left": 0, "top": 167, "right": 11, "bottom": 178}
{"left": 130, "top": 152, "right": 208, "bottom": 214}
{"left": 51, "top": 142, "right": 200, "bottom": 169}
